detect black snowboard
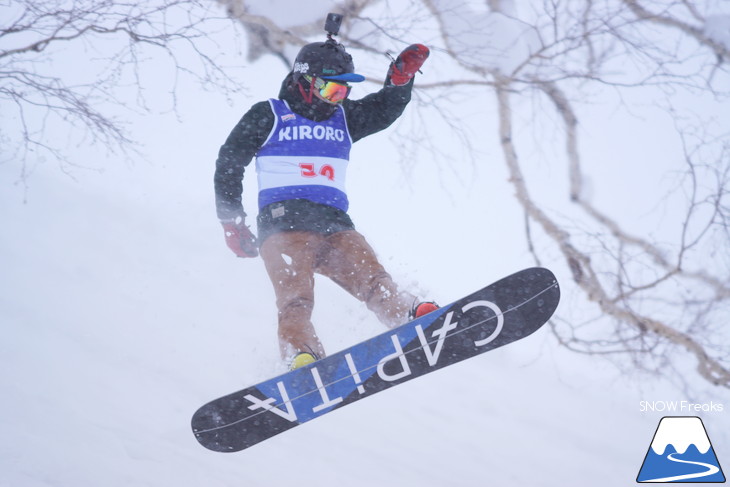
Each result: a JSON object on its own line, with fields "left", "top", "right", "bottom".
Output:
{"left": 192, "top": 267, "right": 560, "bottom": 452}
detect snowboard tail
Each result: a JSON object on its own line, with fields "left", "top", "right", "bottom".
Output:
{"left": 192, "top": 267, "right": 560, "bottom": 452}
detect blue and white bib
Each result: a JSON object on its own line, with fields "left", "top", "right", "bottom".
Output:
{"left": 256, "top": 99, "right": 353, "bottom": 212}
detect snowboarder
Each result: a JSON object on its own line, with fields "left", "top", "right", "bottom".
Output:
{"left": 214, "top": 35, "right": 436, "bottom": 369}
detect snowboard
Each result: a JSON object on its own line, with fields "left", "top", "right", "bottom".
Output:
{"left": 192, "top": 267, "right": 560, "bottom": 452}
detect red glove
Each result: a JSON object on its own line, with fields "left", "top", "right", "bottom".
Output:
{"left": 221, "top": 219, "right": 258, "bottom": 258}
{"left": 388, "top": 44, "right": 430, "bottom": 86}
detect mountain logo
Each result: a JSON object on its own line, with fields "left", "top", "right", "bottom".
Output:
{"left": 637, "top": 416, "right": 726, "bottom": 483}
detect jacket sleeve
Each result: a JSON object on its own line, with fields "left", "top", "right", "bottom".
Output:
{"left": 214, "top": 101, "right": 274, "bottom": 221}
{"left": 343, "top": 79, "right": 414, "bottom": 143}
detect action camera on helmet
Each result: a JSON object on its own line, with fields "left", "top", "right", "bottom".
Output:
{"left": 325, "top": 13, "right": 343, "bottom": 37}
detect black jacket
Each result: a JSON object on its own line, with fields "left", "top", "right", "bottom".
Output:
{"left": 214, "top": 76, "right": 414, "bottom": 221}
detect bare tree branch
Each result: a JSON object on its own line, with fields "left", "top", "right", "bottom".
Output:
{"left": 495, "top": 74, "right": 730, "bottom": 387}
{"left": 622, "top": 0, "right": 730, "bottom": 62}
{"left": 0, "top": 0, "right": 243, "bottom": 176}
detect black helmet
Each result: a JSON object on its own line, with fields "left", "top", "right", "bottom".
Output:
{"left": 291, "top": 40, "right": 365, "bottom": 83}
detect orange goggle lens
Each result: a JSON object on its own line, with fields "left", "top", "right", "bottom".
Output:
{"left": 306, "top": 75, "right": 350, "bottom": 104}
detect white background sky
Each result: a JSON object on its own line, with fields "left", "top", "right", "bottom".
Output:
{"left": 1, "top": 1, "right": 728, "bottom": 486}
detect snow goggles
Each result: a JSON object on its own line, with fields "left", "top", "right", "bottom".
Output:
{"left": 305, "top": 75, "right": 351, "bottom": 104}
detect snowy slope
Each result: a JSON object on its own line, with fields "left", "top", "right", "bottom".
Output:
{"left": 2, "top": 23, "right": 729, "bottom": 487}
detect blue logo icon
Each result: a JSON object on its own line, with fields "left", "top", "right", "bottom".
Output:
{"left": 637, "top": 416, "right": 725, "bottom": 483}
